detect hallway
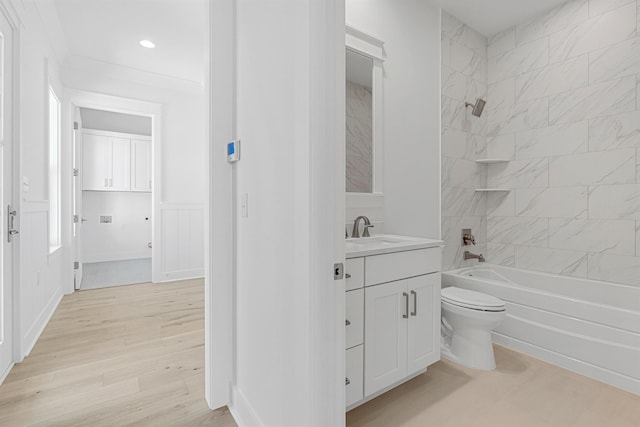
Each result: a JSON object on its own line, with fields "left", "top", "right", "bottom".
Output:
{"left": 0, "top": 280, "right": 236, "bottom": 426}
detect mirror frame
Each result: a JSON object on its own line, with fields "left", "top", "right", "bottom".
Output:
{"left": 346, "top": 25, "right": 384, "bottom": 195}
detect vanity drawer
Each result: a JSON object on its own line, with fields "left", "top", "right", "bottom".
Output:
{"left": 345, "top": 288, "right": 364, "bottom": 349}
{"left": 346, "top": 345, "right": 364, "bottom": 408}
{"left": 345, "top": 257, "right": 364, "bottom": 291}
{"left": 365, "top": 247, "right": 441, "bottom": 286}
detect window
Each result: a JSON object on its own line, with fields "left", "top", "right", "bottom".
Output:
{"left": 48, "top": 86, "right": 61, "bottom": 251}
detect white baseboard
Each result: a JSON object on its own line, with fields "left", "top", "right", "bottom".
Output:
{"left": 22, "top": 288, "right": 63, "bottom": 358}
{"left": 493, "top": 333, "right": 640, "bottom": 396}
{"left": 0, "top": 362, "right": 15, "bottom": 386}
{"left": 229, "top": 385, "right": 263, "bottom": 427}
{"left": 156, "top": 269, "right": 204, "bottom": 283}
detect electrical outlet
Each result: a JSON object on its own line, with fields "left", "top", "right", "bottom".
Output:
{"left": 100, "top": 215, "right": 113, "bottom": 223}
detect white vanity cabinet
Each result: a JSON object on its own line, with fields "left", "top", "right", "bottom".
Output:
{"left": 364, "top": 273, "right": 440, "bottom": 395}
{"left": 344, "top": 240, "right": 442, "bottom": 410}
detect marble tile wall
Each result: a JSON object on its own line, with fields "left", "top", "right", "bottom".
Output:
{"left": 441, "top": 11, "right": 489, "bottom": 271}
{"left": 346, "top": 80, "right": 373, "bottom": 193}
{"left": 484, "top": 0, "right": 640, "bottom": 286}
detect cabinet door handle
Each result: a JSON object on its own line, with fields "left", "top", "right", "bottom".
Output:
{"left": 345, "top": 377, "right": 350, "bottom": 386}
{"left": 411, "top": 290, "right": 417, "bottom": 316}
{"left": 402, "top": 292, "right": 409, "bottom": 319}
{"left": 345, "top": 273, "right": 351, "bottom": 279}
{"left": 345, "top": 319, "right": 351, "bottom": 326}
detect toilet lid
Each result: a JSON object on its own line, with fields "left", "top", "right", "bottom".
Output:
{"left": 441, "top": 286, "right": 505, "bottom": 311}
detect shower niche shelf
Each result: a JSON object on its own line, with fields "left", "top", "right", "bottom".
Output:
{"left": 474, "top": 158, "right": 511, "bottom": 164}
{"left": 475, "top": 188, "right": 511, "bottom": 192}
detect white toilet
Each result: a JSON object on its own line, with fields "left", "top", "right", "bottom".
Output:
{"left": 440, "top": 286, "right": 506, "bottom": 370}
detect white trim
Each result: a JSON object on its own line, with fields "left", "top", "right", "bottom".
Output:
{"left": 66, "top": 89, "right": 162, "bottom": 290}
{"left": 156, "top": 269, "right": 204, "bottom": 283}
{"left": 206, "top": 0, "right": 234, "bottom": 410}
{"left": 0, "top": 362, "right": 14, "bottom": 385}
{"left": 345, "top": 26, "right": 384, "bottom": 61}
{"left": 309, "top": 0, "right": 345, "bottom": 425}
{"left": 346, "top": 26, "right": 384, "bottom": 196}
{"left": 82, "top": 128, "right": 151, "bottom": 141}
{"left": 229, "top": 385, "right": 263, "bottom": 427}
{"left": 21, "top": 289, "right": 63, "bottom": 357}
{"left": 6, "top": 0, "right": 22, "bottom": 368}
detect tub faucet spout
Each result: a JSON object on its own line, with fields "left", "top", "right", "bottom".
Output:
{"left": 464, "top": 251, "right": 485, "bottom": 262}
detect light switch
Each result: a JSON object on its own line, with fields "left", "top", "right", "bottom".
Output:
{"left": 241, "top": 193, "right": 248, "bottom": 218}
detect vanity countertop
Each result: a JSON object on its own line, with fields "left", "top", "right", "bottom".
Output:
{"left": 345, "top": 234, "right": 444, "bottom": 258}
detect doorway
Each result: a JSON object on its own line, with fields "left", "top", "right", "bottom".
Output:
{"left": 73, "top": 107, "right": 153, "bottom": 290}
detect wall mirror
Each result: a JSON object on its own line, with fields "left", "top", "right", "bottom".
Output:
{"left": 346, "top": 26, "right": 384, "bottom": 195}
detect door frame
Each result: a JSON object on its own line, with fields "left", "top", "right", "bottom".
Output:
{"left": 64, "top": 90, "right": 162, "bottom": 294}
{"left": 0, "top": 1, "right": 23, "bottom": 368}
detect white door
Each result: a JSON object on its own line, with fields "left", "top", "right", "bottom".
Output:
{"left": 73, "top": 108, "right": 83, "bottom": 289}
{"left": 364, "top": 279, "right": 408, "bottom": 396}
{"left": 0, "top": 9, "right": 14, "bottom": 381}
{"left": 131, "top": 139, "right": 151, "bottom": 192}
{"left": 82, "top": 133, "right": 109, "bottom": 190}
{"left": 407, "top": 274, "right": 440, "bottom": 374}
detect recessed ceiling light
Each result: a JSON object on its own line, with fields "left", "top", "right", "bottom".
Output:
{"left": 140, "top": 40, "right": 155, "bottom": 49}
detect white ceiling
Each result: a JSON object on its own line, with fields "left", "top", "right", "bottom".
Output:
{"left": 53, "top": 0, "right": 206, "bottom": 84}
{"left": 427, "top": 0, "right": 569, "bottom": 36}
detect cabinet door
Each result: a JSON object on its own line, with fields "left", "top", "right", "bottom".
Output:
{"left": 82, "top": 134, "right": 110, "bottom": 191}
{"left": 364, "top": 279, "right": 408, "bottom": 396}
{"left": 407, "top": 273, "right": 440, "bottom": 374}
{"left": 110, "top": 137, "right": 131, "bottom": 191}
{"left": 345, "top": 345, "right": 364, "bottom": 408}
{"left": 131, "top": 139, "right": 151, "bottom": 192}
{"left": 345, "top": 288, "right": 364, "bottom": 349}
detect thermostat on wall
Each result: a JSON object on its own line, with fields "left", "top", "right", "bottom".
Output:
{"left": 227, "top": 140, "right": 240, "bottom": 163}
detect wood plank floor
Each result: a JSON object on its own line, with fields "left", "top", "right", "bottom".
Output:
{"left": 347, "top": 345, "right": 640, "bottom": 427}
{"left": 0, "top": 279, "right": 237, "bottom": 427}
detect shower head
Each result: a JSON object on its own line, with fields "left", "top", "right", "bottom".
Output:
{"left": 465, "top": 98, "right": 486, "bottom": 117}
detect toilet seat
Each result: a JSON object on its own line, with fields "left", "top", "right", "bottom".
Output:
{"left": 441, "top": 286, "right": 505, "bottom": 312}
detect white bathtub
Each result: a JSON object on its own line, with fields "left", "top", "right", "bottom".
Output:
{"left": 442, "top": 264, "right": 640, "bottom": 395}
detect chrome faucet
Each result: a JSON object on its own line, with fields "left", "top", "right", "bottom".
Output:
{"left": 464, "top": 251, "right": 485, "bottom": 262}
{"left": 351, "top": 216, "right": 374, "bottom": 238}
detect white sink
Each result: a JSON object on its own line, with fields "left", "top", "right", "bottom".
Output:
{"left": 345, "top": 234, "right": 443, "bottom": 258}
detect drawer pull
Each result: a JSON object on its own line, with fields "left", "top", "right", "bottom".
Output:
{"left": 345, "top": 273, "right": 351, "bottom": 279}
{"left": 345, "top": 377, "right": 351, "bottom": 386}
{"left": 411, "top": 290, "right": 417, "bottom": 316}
{"left": 345, "top": 319, "right": 351, "bottom": 326}
{"left": 403, "top": 292, "right": 409, "bottom": 319}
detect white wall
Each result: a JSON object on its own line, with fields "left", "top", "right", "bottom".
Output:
{"left": 17, "top": 0, "right": 67, "bottom": 357}
{"left": 79, "top": 108, "right": 152, "bottom": 136}
{"left": 61, "top": 58, "right": 206, "bottom": 280}
{"left": 485, "top": 0, "right": 640, "bottom": 286}
{"left": 231, "top": 0, "right": 344, "bottom": 425}
{"left": 346, "top": 0, "right": 441, "bottom": 240}
{"left": 82, "top": 191, "right": 152, "bottom": 263}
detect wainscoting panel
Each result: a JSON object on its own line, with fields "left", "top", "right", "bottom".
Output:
{"left": 20, "top": 201, "right": 63, "bottom": 357}
{"left": 159, "top": 203, "right": 204, "bottom": 281}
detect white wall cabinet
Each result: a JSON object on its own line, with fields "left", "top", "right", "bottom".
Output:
{"left": 131, "top": 139, "right": 152, "bottom": 192}
{"left": 83, "top": 130, "right": 151, "bottom": 192}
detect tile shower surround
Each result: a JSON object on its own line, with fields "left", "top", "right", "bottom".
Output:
{"left": 441, "top": 1, "right": 640, "bottom": 286}
{"left": 441, "top": 11, "right": 488, "bottom": 271}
